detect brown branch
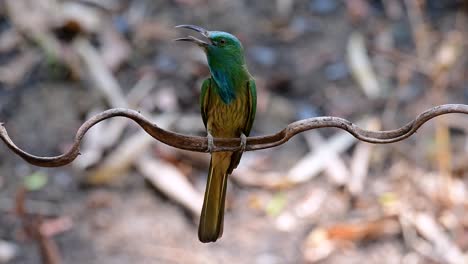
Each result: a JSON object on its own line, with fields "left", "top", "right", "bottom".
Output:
{"left": 1, "top": 104, "right": 467, "bottom": 168}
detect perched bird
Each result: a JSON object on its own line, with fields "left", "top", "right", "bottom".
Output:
{"left": 176, "top": 25, "right": 256, "bottom": 243}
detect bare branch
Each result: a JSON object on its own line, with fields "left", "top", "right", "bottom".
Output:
{"left": 1, "top": 104, "right": 467, "bottom": 168}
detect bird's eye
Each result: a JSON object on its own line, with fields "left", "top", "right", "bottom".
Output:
{"left": 219, "top": 39, "right": 226, "bottom": 45}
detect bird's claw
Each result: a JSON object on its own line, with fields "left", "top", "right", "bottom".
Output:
{"left": 240, "top": 133, "right": 247, "bottom": 152}
{"left": 207, "top": 132, "right": 214, "bottom": 153}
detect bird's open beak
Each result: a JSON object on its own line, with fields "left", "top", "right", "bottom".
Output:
{"left": 174, "top": 25, "right": 211, "bottom": 47}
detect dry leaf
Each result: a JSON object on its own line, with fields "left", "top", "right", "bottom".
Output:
{"left": 348, "top": 118, "right": 381, "bottom": 195}
{"left": 100, "top": 26, "right": 131, "bottom": 70}
{"left": 430, "top": 31, "right": 463, "bottom": 77}
{"left": 136, "top": 156, "right": 203, "bottom": 216}
{"left": 0, "top": 29, "right": 21, "bottom": 53}
{"left": 347, "top": 32, "right": 382, "bottom": 99}
{"left": 412, "top": 213, "right": 465, "bottom": 264}
{"left": 73, "top": 38, "right": 128, "bottom": 107}
{"left": 59, "top": 2, "right": 102, "bottom": 34}
{"left": 287, "top": 130, "right": 357, "bottom": 184}
{"left": 304, "top": 131, "right": 350, "bottom": 185}
{"left": 303, "top": 217, "right": 400, "bottom": 262}
{"left": 40, "top": 217, "right": 73, "bottom": 237}
{"left": 84, "top": 131, "right": 155, "bottom": 184}
{"left": 0, "top": 49, "right": 41, "bottom": 86}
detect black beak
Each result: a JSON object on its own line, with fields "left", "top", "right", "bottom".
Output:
{"left": 174, "top": 24, "right": 211, "bottom": 47}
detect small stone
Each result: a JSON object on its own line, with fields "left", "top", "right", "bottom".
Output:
{"left": 113, "top": 16, "right": 131, "bottom": 35}
{"left": 392, "top": 21, "right": 412, "bottom": 50}
{"left": 154, "top": 87, "right": 178, "bottom": 112}
{"left": 275, "top": 212, "right": 297, "bottom": 232}
{"left": 250, "top": 46, "right": 277, "bottom": 67}
{"left": 154, "top": 55, "right": 177, "bottom": 74}
{"left": 324, "top": 61, "right": 348, "bottom": 81}
{"left": 290, "top": 17, "right": 321, "bottom": 35}
{"left": 0, "top": 240, "right": 18, "bottom": 263}
{"left": 309, "top": 0, "right": 339, "bottom": 15}
{"left": 397, "top": 84, "right": 422, "bottom": 103}
{"left": 256, "top": 253, "right": 282, "bottom": 264}
{"left": 53, "top": 171, "right": 74, "bottom": 188}
{"left": 296, "top": 103, "right": 320, "bottom": 120}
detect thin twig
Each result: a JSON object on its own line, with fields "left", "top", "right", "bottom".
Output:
{"left": 0, "top": 104, "right": 467, "bottom": 167}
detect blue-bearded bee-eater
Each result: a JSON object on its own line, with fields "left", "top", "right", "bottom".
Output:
{"left": 176, "top": 25, "right": 256, "bottom": 243}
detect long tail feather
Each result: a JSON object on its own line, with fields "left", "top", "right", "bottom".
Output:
{"left": 198, "top": 152, "right": 230, "bottom": 243}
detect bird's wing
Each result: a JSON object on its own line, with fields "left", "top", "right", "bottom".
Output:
{"left": 244, "top": 78, "right": 257, "bottom": 136}
{"left": 200, "top": 78, "right": 212, "bottom": 128}
{"left": 227, "top": 79, "right": 257, "bottom": 174}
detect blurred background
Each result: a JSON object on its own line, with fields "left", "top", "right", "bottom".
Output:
{"left": 0, "top": 0, "right": 468, "bottom": 263}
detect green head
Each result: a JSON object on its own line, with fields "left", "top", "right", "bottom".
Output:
{"left": 175, "top": 25, "right": 246, "bottom": 66}
{"left": 176, "top": 25, "right": 249, "bottom": 103}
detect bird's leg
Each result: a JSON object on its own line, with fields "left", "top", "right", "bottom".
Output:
{"left": 239, "top": 133, "right": 247, "bottom": 152}
{"left": 207, "top": 132, "right": 214, "bottom": 153}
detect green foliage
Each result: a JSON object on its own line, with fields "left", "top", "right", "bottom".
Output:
{"left": 23, "top": 171, "right": 48, "bottom": 191}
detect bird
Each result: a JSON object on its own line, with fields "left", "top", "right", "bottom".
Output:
{"left": 175, "top": 25, "right": 256, "bottom": 243}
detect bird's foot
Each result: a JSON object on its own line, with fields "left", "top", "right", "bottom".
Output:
{"left": 207, "top": 132, "right": 214, "bottom": 153}
{"left": 240, "top": 133, "right": 247, "bottom": 152}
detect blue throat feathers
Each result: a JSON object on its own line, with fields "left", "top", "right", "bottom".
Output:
{"left": 210, "top": 68, "right": 237, "bottom": 104}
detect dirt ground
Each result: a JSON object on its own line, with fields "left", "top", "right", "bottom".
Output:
{"left": 1, "top": 0, "right": 468, "bottom": 263}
